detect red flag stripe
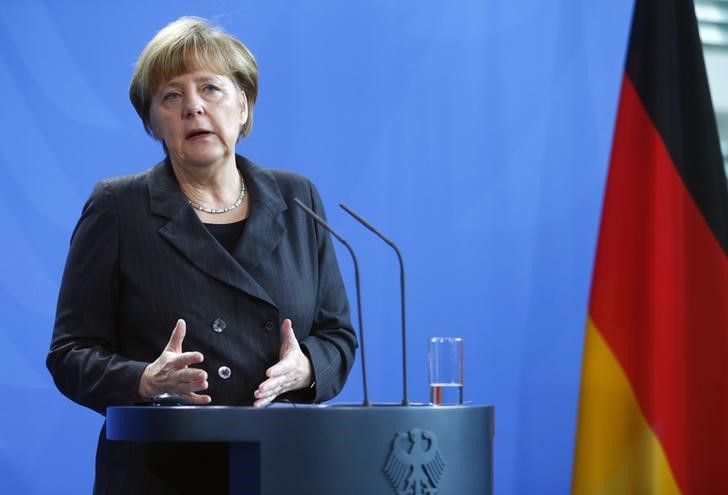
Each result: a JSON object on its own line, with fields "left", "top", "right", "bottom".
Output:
{"left": 589, "top": 74, "right": 728, "bottom": 492}
{"left": 626, "top": 0, "right": 728, "bottom": 254}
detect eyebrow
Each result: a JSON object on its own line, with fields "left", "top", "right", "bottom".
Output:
{"left": 161, "top": 75, "right": 225, "bottom": 89}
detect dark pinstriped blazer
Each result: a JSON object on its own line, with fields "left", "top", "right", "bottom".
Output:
{"left": 47, "top": 155, "right": 356, "bottom": 494}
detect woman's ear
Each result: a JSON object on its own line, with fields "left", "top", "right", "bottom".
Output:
{"left": 239, "top": 92, "right": 248, "bottom": 126}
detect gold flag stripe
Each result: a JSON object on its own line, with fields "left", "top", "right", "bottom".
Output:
{"left": 572, "top": 319, "right": 681, "bottom": 494}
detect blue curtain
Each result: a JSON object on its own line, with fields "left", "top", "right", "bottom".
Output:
{"left": 0, "top": 1, "right": 633, "bottom": 493}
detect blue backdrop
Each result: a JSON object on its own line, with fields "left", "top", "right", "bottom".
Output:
{"left": 0, "top": 1, "right": 633, "bottom": 493}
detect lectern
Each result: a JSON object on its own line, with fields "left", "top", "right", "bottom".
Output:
{"left": 107, "top": 404, "right": 494, "bottom": 495}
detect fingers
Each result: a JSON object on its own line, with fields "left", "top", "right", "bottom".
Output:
{"left": 278, "top": 319, "right": 299, "bottom": 357}
{"left": 153, "top": 366, "right": 207, "bottom": 397}
{"left": 181, "top": 392, "right": 212, "bottom": 405}
{"left": 139, "top": 319, "right": 212, "bottom": 400}
{"left": 266, "top": 357, "right": 293, "bottom": 379}
{"left": 254, "top": 375, "right": 290, "bottom": 407}
{"left": 175, "top": 366, "right": 207, "bottom": 385}
{"left": 172, "top": 350, "right": 204, "bottom": 368}
{"left": 175, "top": 378, "right": 209, "bottom": 395}
{"left": 163, "top": 354, "right": 208, "bottom": 394}
{"left": 253, "top": 349, "right": 310, "bottom": 407}
{"left": 253, "top": 376, "right": 284, "bottom": 407}
{"left": 257, "top": 373, "right": 293, "bottom": 396}
{"left": 252, "top": 319, "right": 300, "bottom": 407}
{"left": 254, "top": 394, "right": 276, "bottom": 408}
{"left": 165, "top": 319, "right": 186, "bottom": 353}
{"left": 281, "top": 318, "right": 293, "bottom": 336}
{"left": 155, "top": 318, "right": 310, "bottom": 408}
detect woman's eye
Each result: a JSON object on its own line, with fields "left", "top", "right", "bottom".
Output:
{"left": 203, "top": 84, "right": 221, "bottom": 94}
{"left": 163, "top": 92, "right": 180, "bottom": 102}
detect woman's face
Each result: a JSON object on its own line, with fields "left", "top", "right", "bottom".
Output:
{"left": 150, "top": 69, "right": 247, "bottom": 169}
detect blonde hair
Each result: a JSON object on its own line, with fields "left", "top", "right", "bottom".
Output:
{"left": 129, "top": 16, "right": 258, "bottom": 138}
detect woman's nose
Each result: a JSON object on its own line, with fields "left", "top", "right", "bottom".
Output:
{"left": 183, "top": 95, "right": 204, "bottom": 117}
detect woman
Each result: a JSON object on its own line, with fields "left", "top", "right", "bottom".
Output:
{"left": 47, "top": 17, "right": 356, "bottom": 494}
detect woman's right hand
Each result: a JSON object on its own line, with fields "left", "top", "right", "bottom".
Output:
{"left": 138, "top": 319, "right": 212, "bottom": 404}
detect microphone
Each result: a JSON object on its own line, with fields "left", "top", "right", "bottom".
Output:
{"left": 293, "top": 198, "right": 370, "bottom": 407}
{"left": 340, "top": 204, "right": 409, "bottom": 406}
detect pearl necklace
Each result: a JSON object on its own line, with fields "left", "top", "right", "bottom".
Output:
{"left": 187, "top": 172, "right": 246, "bottom": 214}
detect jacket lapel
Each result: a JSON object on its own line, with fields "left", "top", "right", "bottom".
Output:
{"left": 147, "top": 157, "right": 282, "bottom": 308}
{"left": 233, "top": 156, "right": 287, "bottom": 275}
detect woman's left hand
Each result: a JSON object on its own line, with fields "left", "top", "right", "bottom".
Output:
{"left": 253, "top": 319, "right": 313, "bottom": 407}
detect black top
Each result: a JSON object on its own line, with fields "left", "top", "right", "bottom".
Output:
{"left": 204, "top": 219, "right": 246, "bottom": 254}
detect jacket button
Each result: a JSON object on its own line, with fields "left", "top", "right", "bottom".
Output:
{"left": 264, "top": 320, "right": 275, "bottom": 331}
{"left": 218, "top": 366, "right": 232, "bottom": 380}
{"left": 212, "top": 318, "right": 226, "bottom": 333}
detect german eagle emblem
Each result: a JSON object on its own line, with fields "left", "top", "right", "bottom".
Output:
{"left": 383, "top": 429, "right": 445, "bottom": 494}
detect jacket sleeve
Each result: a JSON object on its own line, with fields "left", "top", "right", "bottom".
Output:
{"left": 46, "top": 181, "right": 148, "bottom": 415}
{"left": 297, "top": 182, "right": 358, "bottom": 403}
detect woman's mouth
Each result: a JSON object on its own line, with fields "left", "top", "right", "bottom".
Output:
{"left": 186, "top": 129, "right": 214, "bottom": 140}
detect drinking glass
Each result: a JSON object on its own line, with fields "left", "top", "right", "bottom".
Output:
{"left": 428, "top": 337, "right": 464, "bottom": 405}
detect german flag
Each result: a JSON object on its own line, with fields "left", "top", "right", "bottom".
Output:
{"left": 572, "top": 0, "right": 728, "bottom": 493}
